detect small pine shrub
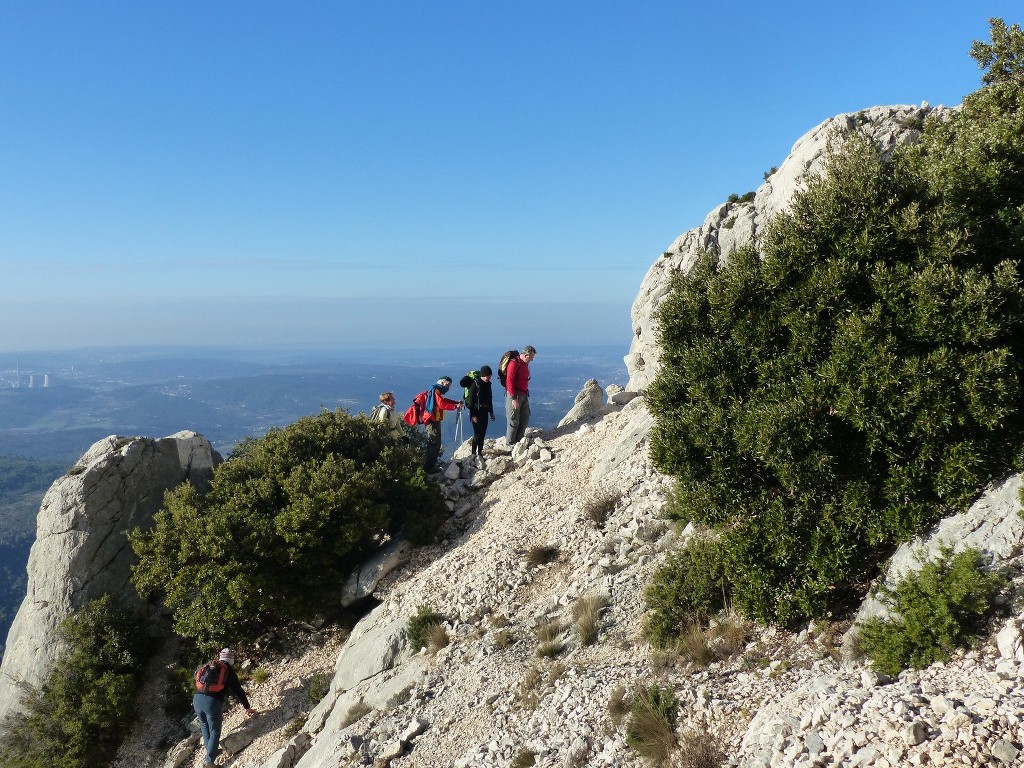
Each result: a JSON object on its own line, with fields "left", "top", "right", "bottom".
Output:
{"left": 626, "top": 684, "right": 679, "bottom": 765}
{"left": 250, "top": 667, "right": 270, "bottom": 684}
{"left": 858, "top": 547, "right": 1007, "bottom": 676}
{"left": 406, "top": 605, "right": 444, "bottom": 652}
{"left": 306, "top": 672, "right": 331, "bottom": 708}
{"left": 644, "top": 534, "right": 728, "bottom": 648}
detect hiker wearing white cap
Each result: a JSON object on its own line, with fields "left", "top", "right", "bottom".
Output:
{"left": 404, "top": 376, "right": 463, "bottom": 471}
{"left": 193, "top": 648, "right": 256, "bottom": 766}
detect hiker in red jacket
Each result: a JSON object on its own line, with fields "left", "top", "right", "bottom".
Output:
{"left": 193, "top": 648, "right": 256, "bottom": 766}
{"left": 505, "top": 346, "right": 536, "bottom": 445}
{"left": 408, "top": 377, "right": 463, "bottom": 471}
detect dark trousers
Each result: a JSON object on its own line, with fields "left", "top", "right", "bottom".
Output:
{"left": 424, "top": 422, "right": 442, "bottom": 471}
{"left": 470, "top": 408, "right": 490, "bottom": 454}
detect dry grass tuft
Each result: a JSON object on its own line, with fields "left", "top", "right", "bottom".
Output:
{"left": 583, "top": 486, "right": 621, "bottom": 528}
{"left": 572, "top": 592, "right": 610, "bottom": 646}
{"left": 525, "top": 544, "right": 561, "bottom": 568}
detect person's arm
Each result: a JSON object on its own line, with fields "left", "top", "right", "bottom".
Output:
{"left": 227, "top": 666, "right": 256, "bottom": 715}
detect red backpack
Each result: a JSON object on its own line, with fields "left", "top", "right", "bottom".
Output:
{"left": 194, "top": 661, "right": 228, "bottom": 694}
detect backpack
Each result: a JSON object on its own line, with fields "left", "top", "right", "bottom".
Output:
{"left": 195, "top": 661, "right": 228, "bottom": 694}
{"left": 497, "top": 351, "right": 519, "bottom": 388}
{"left": 403, "top": 394, "right": 426, "bottom": 426}
{"left": 370, "top": 404, "right": 389, "bottom": 422}
{"left": 459, "top": 371, "right": 480, "bottom": 407}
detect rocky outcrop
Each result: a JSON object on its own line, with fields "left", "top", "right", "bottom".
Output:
{"left": 625, "top": 104, "right": 941, "bottom": 392}
{"left": 557, "top": 379, "right": 604, "bottom": 427}
{"left": 0, "top": 431, "right": 219, "bottom": 722}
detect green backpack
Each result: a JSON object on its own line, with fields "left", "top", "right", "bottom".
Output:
{"left": 459, "top": 371, "right": 480, "bottom": 408}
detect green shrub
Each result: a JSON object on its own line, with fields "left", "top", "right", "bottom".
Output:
{"left": 626, "top": 684, "right": 679, "bottom": 764}
{"left": 406, "top": 605, "right": 444, "bottom": 652}
{"left": 130, "top": 409, "right": 449, "bottom": 645}
{"left": 0, "top": 595, "right": 145, "bottom": 768}
{"left": 858, "top": 547, "right": 1007, "bottom": 676}
{"left": 644, "top": 535, "right": 728, "bottom": 648}
{"left": 647, "top": 21, "right": 1024, "bottom": 624}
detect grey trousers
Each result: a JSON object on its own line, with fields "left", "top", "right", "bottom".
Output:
{"left": 505, "top": 392, "right": 530, "bottom": 444}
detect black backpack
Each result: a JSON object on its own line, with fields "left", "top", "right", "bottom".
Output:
{"left": 497, "top": 351, "right": 519, "bottom": 388}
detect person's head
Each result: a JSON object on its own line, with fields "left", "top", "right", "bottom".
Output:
{"left": 379, "top": 391, "right": 395, "bottom": 406}
{"left": 219, "top": 648, "right": 235, "bottom": 666}
{"left": 436, "top": 376, "right": 452, "bottom": 393}
{"left": 479, "top": 365, "right": 492, "bottom": 381}
{"left": 521, "top": 345, "right": 537, "bottom": 363}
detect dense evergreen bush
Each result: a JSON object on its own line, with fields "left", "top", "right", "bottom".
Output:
{"left": 647, "top": 20, "right": 1024, "bottom": 625}
{"left": 644, "top": 534, "right": 728, "bottom": 648}
{"left": 131, "top": 409, "right": 448, "bottom": 645}
{"left": 858, "top": 548, "right": 1007, "bottom": 676}
{"left": 0, "top": 596, "right": 144, "bottom": 768}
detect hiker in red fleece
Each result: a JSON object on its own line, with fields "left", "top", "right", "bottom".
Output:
{"left": 406, "top": 377, "right": 462, "bottom": 471}
{"left": 505, "top": 345, "right": 536, "bottom": 445}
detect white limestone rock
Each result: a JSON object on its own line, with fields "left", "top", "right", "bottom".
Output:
{"left": 557, "top": 379, "right": 604, "bottom": 428}
{"left": 0, "top": 431, "right": 220, "bottom": 722}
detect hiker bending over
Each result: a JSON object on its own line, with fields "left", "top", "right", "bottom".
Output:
{"left": 405, "top": 377, "right": 463, "bottom": 471}
{"left": 193, "top": 648, "right": 256, "bottom": 766}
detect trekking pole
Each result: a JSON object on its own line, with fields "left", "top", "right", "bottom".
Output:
{"left": 454, "top": 406, "right": 464, "bottom": 448}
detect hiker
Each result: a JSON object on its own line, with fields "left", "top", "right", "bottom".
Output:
{"left": 193, "top": 648, "right": 256, "bottom": 767}
{"left": 405, "top": 377, "right": 463, "bottom": 471}
{"left": 465, "top": 365, "right": 495, "bottom": 461}
{"left": 504, "top": 345, "right": 536, "bottom": 445}
{"left": 370, "top": 391, "right": 406, "bottom": 438}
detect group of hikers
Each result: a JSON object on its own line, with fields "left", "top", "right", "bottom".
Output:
{"left": 192, "top": 348, "right": 538, "bottom": 765}
{"left": 369, "top": 345, "right": 537, "bottom": 471}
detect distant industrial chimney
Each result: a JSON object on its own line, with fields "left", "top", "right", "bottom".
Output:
{"left": 43, "top": 374, "right": 50, "bottom": 388}
{"left": 27, "top": 375, "right": 34, "bottom": 389}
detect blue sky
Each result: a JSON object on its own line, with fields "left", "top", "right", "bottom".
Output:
{"left": 0, "top": 2, "right": 1016, "bottom": 352}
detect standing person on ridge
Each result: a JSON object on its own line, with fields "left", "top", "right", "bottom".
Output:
{"left": 505, "top": 345, "right": 536, "bottom": 445}
{"left": 193, "top": 648, "right": 256, "bottom": 767}
{"left": 465, "top": 365, "right": 495, "bottom": 463}
{"left": 407, "top": 377, "right": 463, "bottom": 471}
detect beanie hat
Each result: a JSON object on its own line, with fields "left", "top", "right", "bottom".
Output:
{"left": 437, "top": 377, "right": 452, "bottom": 386}
{"left": 479, "top": 365, "right": 493, "bottom": 376}
{"left": 219, "top": 648, "right": 235, "bottom": 665}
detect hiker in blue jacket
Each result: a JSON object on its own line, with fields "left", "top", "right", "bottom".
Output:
{"left": 193, "top": 648, "right": 256, "bottom": 766}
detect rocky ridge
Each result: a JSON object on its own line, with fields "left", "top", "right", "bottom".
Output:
{"left": 149, "top": 387, "right": 1024, "bottom": 768}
